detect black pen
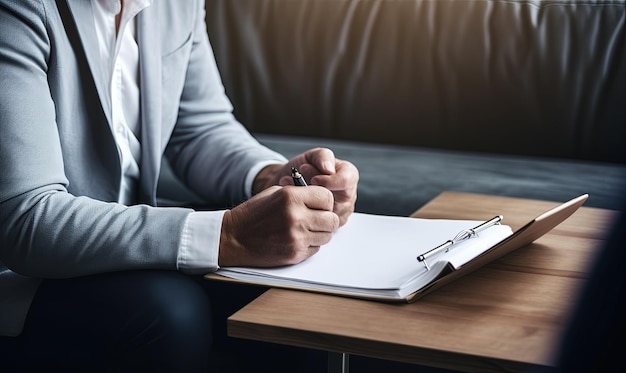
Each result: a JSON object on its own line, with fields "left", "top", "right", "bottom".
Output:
{"left": 291, "top": 167, "right": 308, "bottom": 186}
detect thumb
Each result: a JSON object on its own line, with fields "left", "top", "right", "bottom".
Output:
{"left": 304, "top": 148, "right": 336, "bottom": 174}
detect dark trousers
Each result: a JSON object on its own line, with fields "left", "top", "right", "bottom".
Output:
{"left": 0, "top": 271, "right": 326, "bottom": 373}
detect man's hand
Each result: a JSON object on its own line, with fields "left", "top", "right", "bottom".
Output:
{"left": 252, "top": 148, "right": 359, "bottom": 226}
{"left": 218, "top": 185, "right": 340, "bottom": 267}
{"left": 218, "top": 147, "right": 358, "bottom": 268}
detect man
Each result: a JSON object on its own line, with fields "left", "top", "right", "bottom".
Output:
{"left": 0, "top": 0, "right": 358, "bottom": 371}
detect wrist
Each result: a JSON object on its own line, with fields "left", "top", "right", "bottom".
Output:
{"left": 252, "top": 164, "right": 283, "bottom": 195}
{"left": 218, "top": 210, "right": 238, "bottom": 267}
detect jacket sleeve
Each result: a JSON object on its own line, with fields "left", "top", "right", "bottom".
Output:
{"left": 0, "top": 0, "right": 189, "bottom": 278}
{"left": 164, "top": 0, "right": 287, "bottom": 206}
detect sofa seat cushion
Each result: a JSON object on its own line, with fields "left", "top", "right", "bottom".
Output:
{"left": 256, "top": 134, "right": 626, "bottom": 216}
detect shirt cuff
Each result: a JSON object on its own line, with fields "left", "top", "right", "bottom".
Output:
{"left": 243, "top": 160, "right": 286, "bottom": 199}
{"left": 177, "top": 210, "right": 225, "bottom": 274}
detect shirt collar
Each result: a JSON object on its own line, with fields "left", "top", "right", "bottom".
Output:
{"left": 96, "top": 0, "right": 152, "bottom": 17}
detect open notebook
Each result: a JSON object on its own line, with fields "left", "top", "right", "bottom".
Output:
{"left": 209, "top": 194, "right": 588, "bottom": 302}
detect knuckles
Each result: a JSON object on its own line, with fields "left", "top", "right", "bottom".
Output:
{"left": 275, "top": 184, "right": 335, "bottom": 212}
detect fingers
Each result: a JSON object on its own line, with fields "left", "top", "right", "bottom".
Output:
{"left": 302, "top": 148, "right": 336, "bottom": 174}
{"left": 218, "top": 185, "right": 340, "bottom": 268}
{"left": 306, "top": 159, "right": 358, "bottom": 227}
{"left": 309, "top": 159, "right": 359, "bottom": 191}
{"left": 303, "top": 210, "right": 340, "bottom": 235}
{"left": 288, "top": 152, "right": 358, "bottom": 196}
{"left": 288, "top": 187, "right": 339, "bottom": 246}
{"left": 227, "top": 148, "right": 357, "bottom": 268}
{"left": 296, "top": 185, "right": 335, "bottom": 212}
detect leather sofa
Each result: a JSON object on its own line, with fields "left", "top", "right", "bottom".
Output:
{"left": 159, "top": 0, "right": 626, "bottom": 216}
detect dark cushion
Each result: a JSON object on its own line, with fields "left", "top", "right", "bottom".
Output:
{"left": 158, "top": 134, "right": 626, "bottom": 216}
{"left": 256, "top": 134, "right": 626, "bottom": 216}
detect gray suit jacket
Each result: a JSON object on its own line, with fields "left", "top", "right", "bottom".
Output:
{"left": 0, "top": 0, "right": 285, "bottom": 336}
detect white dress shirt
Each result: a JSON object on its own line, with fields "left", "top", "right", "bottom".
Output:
{"left": 92, "top": 0, "right": 275, "bottom": 273}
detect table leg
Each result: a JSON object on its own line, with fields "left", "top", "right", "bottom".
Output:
{"left": 328, "top": 352, "right": 350, "bottom": 373}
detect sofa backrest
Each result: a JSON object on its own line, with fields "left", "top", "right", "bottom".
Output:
{"left": 205, "top": 0, "right": 626, "bottom": 163}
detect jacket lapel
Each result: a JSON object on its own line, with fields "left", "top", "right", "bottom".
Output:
{"left": 63, "top": 0, "right": 113, "bottom": 127}
{"left": 137, "top": 6, "right": 163, "bottom": 204}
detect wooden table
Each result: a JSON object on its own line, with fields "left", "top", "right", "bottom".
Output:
{"left": 227, "top": 192, "right": 619, "bottom": 372}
